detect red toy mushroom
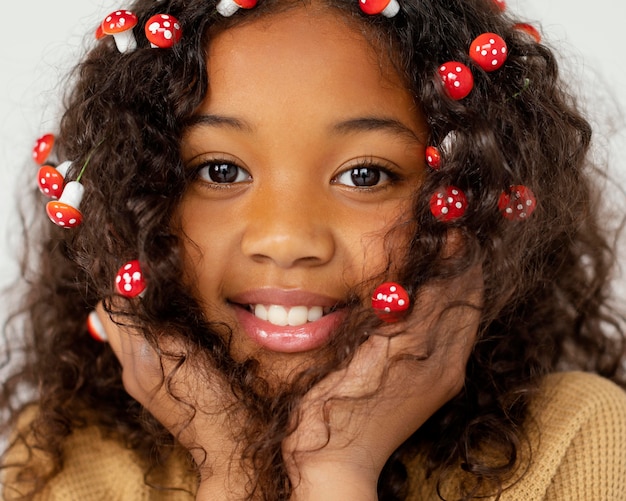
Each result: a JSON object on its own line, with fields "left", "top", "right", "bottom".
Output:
{"left": 145, "top": 14, "right": 182, "bottom": 48}
{"left": 32, "top": 133, "right": 55, "bottom": 165}
{"left": 469, "top": 33, "right": 508, "bottom": 72}
{"left": 429, "top": 186, "right": 468, "bottom": 222}
{"left": 115, "top": 260, "right": 147, "bottom": 298}
{"left": 498, "top": 185, "right": 537, "bottom": 220}
{"left": 37, "top": 160, "right": 72, "bottom": 199}
{"left": 514, "top": 23, "right": 542, "bottom": 43}
{"left": 45, "top": 181, "right": 84, "bottom": 228}
{"left": 492, "top": 0, "right": 506, "bottom": 11}
{"left": 358, "top": 0, "right": 401, "bottom": 17}
{"left": 425, "top": 146, "right": 441, "bottom": 170}
{"left": 438, "top": 62, "right": 474, "bottom": 100}
{"left": 87, "top": 310, "right": 107, "bottom": 342}
{"left": 372, "top": 282, "right": 410, "bottom": 322}
{"left": 101, "top": 10, "right": 138, "bottom": 53}
{"left": 95, "top": 23, "right": 105, "bottom": 41}
{"left": 216, "top": 0, "right": 258, "bottom": 17}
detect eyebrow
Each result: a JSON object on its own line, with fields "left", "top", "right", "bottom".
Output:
{"left": 332, "top": 117, "right": 422, "bottom": 143}
{"left": 184, "top": 114, "right": 422, "bottom": 143}
{"left": 183, "top": 114, "right": 253, "bottom": 133}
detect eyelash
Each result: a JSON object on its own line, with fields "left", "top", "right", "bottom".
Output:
{"left": 193, "top": 159, "right": 251, "bottom": 187}
{"left": 191, "top": 158, "right": 400, "bottom": 189}
{"left": 332, "top": 159, "right": 400, "bottom": 190}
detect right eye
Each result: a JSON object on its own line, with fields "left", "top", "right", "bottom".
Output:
{"left": 196, "top": 161, "right": 251, "bottom": 184}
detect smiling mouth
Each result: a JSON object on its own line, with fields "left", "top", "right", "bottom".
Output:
{"left": 246, "top": 304, "right": 334, "bottom": 326}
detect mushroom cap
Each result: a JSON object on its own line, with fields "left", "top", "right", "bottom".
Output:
{"left": 37, "top": 165, "right": 65, "bottom": 199}
{"left": 498, "top": 185, "right": 537, "bottom": 220}
{"left": 145, "top": 14, "right": 182, "bottom": 48}
{"left": 102, "top": 10, "right": 138, "bottom": 35}
{"left": 237, "top": 0, "right": 258, "bottom": 8}
{"left": 469, "top": 33, "right": 508, "bottom": 72}
{"left": 358, "top": 0, "right": 391, "bottom": 15}
{"left": 115, "top": 260, "right": 147, "bottom": 298}
{"left": 513, "top": 23, "right": 541, "bottom": 43}
{"left": 32, "top": 133, "right": 55, "bottom": 165}
{"left": 438, "top": 62, "right": 474, "bottom": 100}
{"left": 95, "top": 24, "right": 105, "bottom": 40}
{"left": 216, "top": 0, "right": 258, "bottom": 16}
{"left": 371, "top": 282, "right": 410, "bottom": 322}
{"left": 46, "top": 201, "right": 83, "bottom": 228}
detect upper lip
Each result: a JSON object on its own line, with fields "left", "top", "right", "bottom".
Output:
{"left": 229, "top": 288, "right": 342, "bottom": 308}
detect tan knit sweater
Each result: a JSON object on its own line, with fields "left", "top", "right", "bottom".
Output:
{"left": 3, "top": 371, "right": 626, "bottom": 500}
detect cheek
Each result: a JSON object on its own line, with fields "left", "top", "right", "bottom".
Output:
{"left": 174, "top": 200, "right": 237, "bottom": 303}
{"left": 341, "top": 201, "right": 416, "bottom": 281}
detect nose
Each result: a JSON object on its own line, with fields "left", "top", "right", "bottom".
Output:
{"left": 240, "top": 184, "right": 336, "bottom": 269}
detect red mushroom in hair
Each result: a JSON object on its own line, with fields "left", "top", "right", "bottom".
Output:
{"left": 95, "top": 23, "right": 105, "bottom": 41}
{"left": 32, "top": 133, "right": 55, "bottom": 165}
{"left": 145, "top": 14, "right": 182, "bottom": 48}
{"left": 101, "top": 10, "right": 138, "bottom": 53}
{"left": 358, "top": 0, "right": 400, "bottom": 17}
{"left": 514, "top": 23, "right": 542, "bottom": 43}
{"left": 87, "top": 310, "right": 107, "bottom": 342}
{"left": 115, "top": 260, "right": 147, "bottom": 298}
{"left": 37, "top": 160, "right": 72, "bottom": 199}
{"left": 45, "top": 181, "right": 84, "bottom": 228}
{"left": 215, "top": 0, "right": 258, "bottom": 17}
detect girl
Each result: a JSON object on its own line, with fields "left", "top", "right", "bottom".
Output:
{"left": 2, "top": 0, "right": 626, "bottom": 499}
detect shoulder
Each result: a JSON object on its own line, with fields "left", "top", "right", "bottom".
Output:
{"left": 405, "top": 372, "right": 626, "bottom": 501}
{"left": 509, "top": 371, "right": 626, "bottom": 500}
{"left": 2, "top": 408, "right": 197, "bottom": 501}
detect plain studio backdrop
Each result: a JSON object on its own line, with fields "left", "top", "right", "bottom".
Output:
{"left": 0, "top": 0, "right": 625, "bottom": 326}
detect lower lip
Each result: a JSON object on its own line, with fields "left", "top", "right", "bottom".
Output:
{"left": 234, "top": 306, "right": 346, "bottom": 353}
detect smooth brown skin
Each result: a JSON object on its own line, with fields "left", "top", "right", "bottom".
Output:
{"left": 97, "top": 6, "right": 482, "bottom": 500}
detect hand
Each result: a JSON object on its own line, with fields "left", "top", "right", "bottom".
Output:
{"left": 95, "top": 304, "right": 250, "bottom": 499}
{"left": 284, "top": 266, "right": 483, "bottom": 500}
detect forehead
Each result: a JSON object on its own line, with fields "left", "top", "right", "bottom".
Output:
{"left": 203, "top": 5, "right": 413, "bottom": 113}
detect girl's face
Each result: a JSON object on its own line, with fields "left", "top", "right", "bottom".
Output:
{"left": 176, "top": 5, "right": 428, "bottom": 374}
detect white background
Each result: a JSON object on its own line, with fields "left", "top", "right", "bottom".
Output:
{"left": 0, "top": 0, "right": 625, "bottom": 319}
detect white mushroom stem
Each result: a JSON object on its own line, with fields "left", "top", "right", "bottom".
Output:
{"left": 56, "top": 160, "right": 73, "bottom": 178}
{"left": 382, "top": 0, "right": 400, "bottom": 17}
{"left": 112, "top": 31, "right": 137, "bottom": 53}
{"left": 216, "top": 0, "right": 241, "bottom": 17}
{"left": 59, "top": 181, "right": 84, "bottom": 209}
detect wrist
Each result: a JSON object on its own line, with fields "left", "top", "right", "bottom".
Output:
{"left": 289, "top": 461, "right": 379, "bottom": 501}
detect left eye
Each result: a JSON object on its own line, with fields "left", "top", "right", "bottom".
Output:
{"left": 334, "top": 167, "right": 390, "bottom": 187}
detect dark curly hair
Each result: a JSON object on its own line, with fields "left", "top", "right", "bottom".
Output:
{"left": 1, "top": 0, "right": 624, "bottom": 499}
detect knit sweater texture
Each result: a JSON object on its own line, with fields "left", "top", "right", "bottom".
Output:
{"left": 3, "top": 371, "right": 626, "bottom": 500}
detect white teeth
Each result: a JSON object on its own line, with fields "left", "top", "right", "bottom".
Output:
{"left": 251, "top": 304, "right": 326, "bottom": 326}
{"left": 288, "top": 306, "right": 308, "bottom": 326}
{"left": 268, "top": 305, "right": 289, "bottom": 326}
{"left": 307, "top": 306, "right": 323, "bottom": 322}
{"left": 254, "top": 304, "right": 268, "bottom": 321}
